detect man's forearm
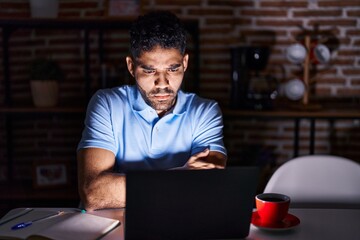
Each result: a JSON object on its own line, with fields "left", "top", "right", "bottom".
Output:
{"left": 79, "top": 172, "right": 126, "bottom": 211}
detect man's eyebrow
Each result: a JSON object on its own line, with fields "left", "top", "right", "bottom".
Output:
{"left": 168, "top": 64, "right": 181, "bottom": 69}
{"left": 139, "top": 64, "right": 155, "bottom": 70}
{"left": 139, "top": 63, "right": 181, "bottom": 70}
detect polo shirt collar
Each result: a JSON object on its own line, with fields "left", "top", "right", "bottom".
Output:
{"left": 131, "top": 86, "right": 150, "bottom": 112}
{"left": 172, "top": 90, "right": 187, "bottom": 115}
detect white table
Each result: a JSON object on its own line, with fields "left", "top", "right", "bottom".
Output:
{"left": 2, "top": 208, "right": 360, "bottom": 240}
{"left": 249, "top": 208, "right": 360, "bottom": 240}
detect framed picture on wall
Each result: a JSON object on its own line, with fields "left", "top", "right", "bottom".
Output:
{"left": 32, "top": 160, "right": 70, "bottom": 189}
{"left": 105, "top": 0, "right": 140, "bottom": 17}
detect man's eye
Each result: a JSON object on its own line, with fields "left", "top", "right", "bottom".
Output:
{"left": 168, "top": 68, "right": 179, "bottom": 73}
{"left": 143, "top": 69, "right": 155, "bottom": 74}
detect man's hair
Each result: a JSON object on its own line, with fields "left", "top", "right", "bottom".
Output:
{"left": 129, "top": 11, "right": 187, "bottom": 59}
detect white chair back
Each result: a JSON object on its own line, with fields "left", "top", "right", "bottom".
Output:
{"left": 264, "top": 155, "right": 360, "bottom": 208}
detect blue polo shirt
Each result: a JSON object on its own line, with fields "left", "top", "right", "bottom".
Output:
{"left": 77, "top": 85, "right": 227, "bottom": 172}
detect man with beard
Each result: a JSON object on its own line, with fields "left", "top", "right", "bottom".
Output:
{"left": 77, "top": 11, "right": 227, "bottom": 211}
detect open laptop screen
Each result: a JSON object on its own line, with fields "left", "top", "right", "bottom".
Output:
{"left": 125, "top": 167, "right": 258, "bottom": 239}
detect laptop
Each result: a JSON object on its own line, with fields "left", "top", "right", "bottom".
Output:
{"left": 125, "top": 167, "right": 259, "bottom": 240}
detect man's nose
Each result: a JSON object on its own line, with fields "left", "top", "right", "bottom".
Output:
{"left": 155, "top": 72, "right": 169, "bottom": 87}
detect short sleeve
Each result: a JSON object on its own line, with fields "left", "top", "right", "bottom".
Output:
{"left": 77, "top": 90, "right": 117, "bottom": 154}
{"left": 191, "top": 100, "right": 227, "bottom": 156}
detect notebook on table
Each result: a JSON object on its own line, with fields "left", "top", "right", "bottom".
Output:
{"left": 0, "top": 209, "right": 120, "bottom": 240}
{"left": 125, "top": 167, "right": 259, "bottom": 240}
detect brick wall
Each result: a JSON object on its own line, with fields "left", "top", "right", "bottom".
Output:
{"left": 0, "top": 0, "right": 360, "bottom": 181}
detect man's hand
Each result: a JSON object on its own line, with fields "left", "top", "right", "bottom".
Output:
{"left": 184, "top": 148, "right": 226, "bottom": 169}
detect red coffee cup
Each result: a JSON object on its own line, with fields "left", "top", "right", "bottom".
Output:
{"left": 255, "top": 193, "right": 290, "bottom": 225}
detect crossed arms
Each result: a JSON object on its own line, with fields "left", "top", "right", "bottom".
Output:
{"left": 77, "top": 147, "right": 227, "bottom": 211}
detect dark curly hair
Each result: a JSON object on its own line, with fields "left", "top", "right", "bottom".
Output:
{"left": 129, "top": 11, "right": 187, "bottom": 59}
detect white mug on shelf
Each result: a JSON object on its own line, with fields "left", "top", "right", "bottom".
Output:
{"left": 284, "top": 78, "right": 305, "bottom": 101}
{"left": 286, "top": 43, "right": 307, "bottom": 64}
{"left": 312, "top": 43, "right": 331, "bottom": 64}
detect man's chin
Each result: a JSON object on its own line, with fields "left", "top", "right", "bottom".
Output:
{"left": 154, "top": 105, "right": 171, "bottom": 112}
{"left": 151, "top": 102, "right": 172, "bottom": 111}
{"left": 149, "top": 98, "right": 173, "bottom": 109}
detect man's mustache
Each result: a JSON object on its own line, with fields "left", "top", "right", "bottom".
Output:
{"left": 149, "top": 88, "right": 175, "bottom": 95}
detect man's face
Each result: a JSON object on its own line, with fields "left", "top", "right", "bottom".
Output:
{"left": 126, "top": 46, "right": 188, "bottom": 115}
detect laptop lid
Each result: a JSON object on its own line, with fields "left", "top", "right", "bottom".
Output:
{"left": 125, "top": 167, "right": 259, "bottom": 240}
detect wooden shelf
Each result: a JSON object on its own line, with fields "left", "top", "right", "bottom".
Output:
{"left": 223, "top": 102, "right": 360, "bottom": 157}
{"left": 0, "top": 17, "right": 134, "bottom": 29}
{"left": 0, "top": 17, "right": 198, "bottom": 30}
{"left": 223, "top": 98, "right": 360, "bottom": 119}
{"left": 0, "top": 181, "right": 80, "bottom": 217}
{"left": 223, "top": 107, "right": 360, "bottom": 119}
{"left": 0, "top": 106, "right": 85, "bottom": 114}
{"left": 0, "top": 181, "right": 79, "bottom": 201}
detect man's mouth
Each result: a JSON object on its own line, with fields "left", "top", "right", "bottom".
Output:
{"left": 153, "top": 94, "right": 171, "bottom": 101}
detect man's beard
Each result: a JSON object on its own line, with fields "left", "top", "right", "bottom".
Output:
{"left": 138, "top": 85, "right": 177, "bottom": 112}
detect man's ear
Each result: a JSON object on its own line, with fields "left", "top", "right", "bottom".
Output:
{"left": 183, "top": 54, "right": 189, "bottom": 72}
{"left": 126, "top": 56, "right": 135, "bottom": 77}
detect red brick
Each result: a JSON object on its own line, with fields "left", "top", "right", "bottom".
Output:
{"left": 316, "top": 68, "right": 338, "bottom": 76}
{"left": 318, "top": 1, "right": 360, "bottom": 7}
{"left": 293, "top": 10, "right": 342, "bottom": 17}
{"left": 205, "top": 17, "right": 249, "bottom": 26}
{"left": 241, "top": 9, "right": 287, "bottom": 17}
{"left": 85, "top": 10, "right": 108, "bottom": 17}
{"left": 200, "top": 27, "right": 233, "bottom": 35}
{"left": 188, "top": 8, "right": 233, "bottom": 16}
{"left": 351, "top": 79, "right": 360, "bottom": 86}
{"left": 48, "top": 38, "right": 83, "bottom": 45}
{"left": 331, "top": 58, "right": 356, "bottom": 65}
{"left": 347, "top": 10, "right": 360, "bottom": 17}
{"left": 7, "top": 30, "right": 32, "bottom": 38}
{"left": 8, "top": 49, "right": 32, "bottom": 57}
{"left": 314, "top": 87, "right": 331, "bottom": 96}
{"left": 338, "top": 49, "right": 360, "bottom": 57}
{"left": 346, "top": 29, "right": 360, "bottom": 36}
{"left": 59, "top": 11, "right": 82, "bottom": 18}
{"left": 315, "top": 77, "right": 346, "bottom": 85}
{"left": 208, "top": 0, "right": 253, "bottom": 7}
{"left": 33, "top": 29, "right": 81, "bottom": 36}
{"left": 308, "top": 19, "right": 357, "bottom": 27}
{"left": 35, "top": 48, "right": 81, "bottom": 56}
{"left": 337, "top": 88, "right": 360, "bottom": 96}
{"left": 260, "top": 1, "right": 308, "bottom": 8}
{"left": 0, "top": 12, "right": 29, "bottom": 18}
{"left": 256, "top": 19, "right": 303, "bottom": 27}
{"left": 154, "top": 0, "right": 202, "bottom": 5}
{"left": 60, "top": 2, "right": 98, "bottom": 9}
{"left": 338, "top": 37, "right": 352, "bottom": 45}
{"left": 0, "top": 2, "right": 28, "bottom": 10}
{"left": 240, "top": 29, "right": 286, "bottom": 38}
{"left": 9, "top": 39, "right": 46, "bottom": 48}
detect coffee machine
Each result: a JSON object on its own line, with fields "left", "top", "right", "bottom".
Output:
{"left": 230, "top": 46, "right": 275, "bottom": 110}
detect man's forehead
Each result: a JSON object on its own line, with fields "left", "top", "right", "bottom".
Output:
{"left": 137, "top": 46, "right": 183, "bottom": 57}
{"left": 134, "top": 53, "right": 184, "bottom": 67}
{"left": 136, "top": 61, "right": 181, "bottom": 68}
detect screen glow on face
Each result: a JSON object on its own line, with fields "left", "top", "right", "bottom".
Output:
{"left": 132, "top": 46, "right": 188, "bottom": 114}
